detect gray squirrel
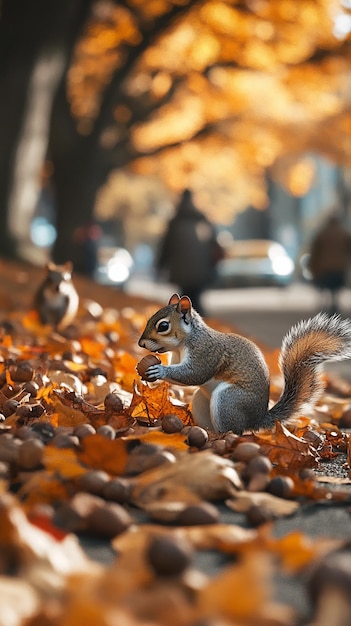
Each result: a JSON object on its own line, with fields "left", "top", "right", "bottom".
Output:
{"left": 138, "top": 293, "right": 351, "bottom": 434}
{"left": 34, "top": 262, "right": 79, "bottom": 331}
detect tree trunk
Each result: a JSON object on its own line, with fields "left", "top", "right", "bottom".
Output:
{"left": 0, "top": 0, "right": 93, "bottom": 259}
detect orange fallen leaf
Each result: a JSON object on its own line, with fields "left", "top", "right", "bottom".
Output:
{"left": 43, "top": 446, "right": 86, "bottom": 479}
{"left": 18, "top": 472, "right": 69, "bottom": 507}
{"left": 79, "top": 336, "right": 105, "bottom": 360}
{"left": 251, "top": 421, "right": 320, "bottom": 470}
{"left": 197, "top": 551, "right": 291, "bottom": 623}
{"left": 129, "top": 381, "right": 192, "bottom": 426}
{"left": 46, "top": 390, "right": 106, "bottom": 428}
{"left": 264, "top": 531, "right": 340, "bottom": 573}
{"left": 126, "top": 429, "right": 188, "bottom": 451}
{"left": 77, "top": 433, "right": 128, "bottom": 475}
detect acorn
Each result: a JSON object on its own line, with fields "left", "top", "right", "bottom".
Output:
{"left": 146, "top": 534, "right": 193, "bottom": 577}
{"left": 162, "top": 413, "right": 184, "bottom": 433}
{"left": 136, "top": 354, "right": 161, "bottom": 380}
{"left": 187, "top": 426, "right": 208, "bottom": 448}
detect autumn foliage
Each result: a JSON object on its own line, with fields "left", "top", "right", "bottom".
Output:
{"left": 1, "top": 262, "right": 351, "bottom": 625}
{"left": 72, "top": 0, "right": 351, "bottom": 221}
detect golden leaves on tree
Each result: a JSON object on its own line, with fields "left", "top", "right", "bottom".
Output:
{"left": 65, "top": 0, "right": 351, "bottom": 218}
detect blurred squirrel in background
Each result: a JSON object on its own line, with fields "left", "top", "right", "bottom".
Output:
{"left": 34, "top": 262, "right": 79, "bottom": 331}
{"left": 138, "top": 293, "right": 351, "bottom": 435}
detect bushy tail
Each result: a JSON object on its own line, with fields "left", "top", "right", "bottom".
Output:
{"left": 265, "top": 313, "right": 351, "bottom": 426}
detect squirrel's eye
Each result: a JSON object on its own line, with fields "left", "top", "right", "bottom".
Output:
{"left": 156, "top": 319, "right": 170, "bottom": 334}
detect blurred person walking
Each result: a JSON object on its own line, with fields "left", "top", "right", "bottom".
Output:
{"left": 308, "top": 213, "right": 351, "bottom": 314}
{"left": 156, "top": 189, "right": 223, "bottom": 315}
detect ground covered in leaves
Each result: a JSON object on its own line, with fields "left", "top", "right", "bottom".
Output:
{"left": 1, "top": 260, "right": 351, "bottom": 626}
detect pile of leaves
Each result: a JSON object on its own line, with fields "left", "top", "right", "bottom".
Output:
{"left": 1, "top": 264, "right": 351, "bottom": 625}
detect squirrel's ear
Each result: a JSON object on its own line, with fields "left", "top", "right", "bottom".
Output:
{"left": 169, "top": 293, "right": 180, "bottom": 306}
{"left": 178, "top": 296, "right": 192, "bottom": 323}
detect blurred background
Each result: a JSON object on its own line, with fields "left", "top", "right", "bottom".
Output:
{"left": 2, "top": 0, "right": 351, "bottom": 321}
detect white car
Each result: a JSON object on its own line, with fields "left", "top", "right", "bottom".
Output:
{"left": 216, "top": 239, "right": 295, "bottom": 288}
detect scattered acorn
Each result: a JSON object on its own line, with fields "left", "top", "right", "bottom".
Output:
{"left": 104, "top": 392, "right": 124, "bottom": 413}
{"left": 146, "top": 534, "right": 193, "bottom": 577}
{"left": 177, "top": 502, "right": 220, "bottom": 526}
{"left": 162, "top": 413, "right": 184, "bottom": 433}
{"left": 211, "top": 439, "right": 227, "bottom": 455}
{"left": 2, "top": 399, "right": 19, "bottom": 417}
{"left": 266, "top": 475, "right": 294, "bottom": 499}
{"left": 78, "top": 469, "right": 111, "bottom": 495}
{"left": 231, "top": 441, "right": 261, "bottom": 462}
{"left": 86, "top": 501, "right": 133, "bottom": 538}
{"left": 9, "top": 362, "right": 33, "bottom": 382}
{"left": 97, "top": 424, "right": 115, "bottom": 439}
{"left": 125, "top": 447, "right": 176, "bottom": 475}
{"left": 17, "top": 438, "right": 44, "bottom": 470}
{"left": 51, "top": 433, "right": 80, "bottom": 449}
{"left": 136, "top": 354, "right": 161, "bottom": 380}
{"left": 73, "top": 423, "right": 96, "bottom": 439}
{"left": 23, "top": 381, "right": 39, "bottom": 398}
{"left": 187, "top": 426, "right": 208, "bottom": 448}
{"left": 245, "top": 454, "right": 272, "bottom": 478}
{"left": 102, "top": 477, "right": 131, "bottom": 503}
{"left": 247, "top": 503, "right": 275, "bottom": 526}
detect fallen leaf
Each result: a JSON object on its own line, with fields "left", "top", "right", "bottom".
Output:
{"left": 226, "top": 490, "right": 299, "bottom": 517}
{"left": 77, "top": 433, "right": 128, "bottom": 475}
{"left": 43, "top": 446, "right": 86, "bottom": 479}
{"left": 251, "top": 421, "right": 320, "bottom": 470}
{"left": 130, "top": 451, "right": 242, "bottom": 507}
{"left": 129, "top": 381, "right": 192, "bottom": 426}
{"left": 126, "top": 429, "right": 189, "bottom": 451}
{"left": 264, "top": 531, "right": 341, "bottom": 574}
{"left": 197, "top": 551, "right": 293, "bottom": 624}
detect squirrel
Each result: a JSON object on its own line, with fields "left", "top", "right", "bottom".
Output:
{"left": 34, "top": 261, "right": 79, "bottom": 331}
{"left": 138, "top": 293, "right": 351, "bottom": 434}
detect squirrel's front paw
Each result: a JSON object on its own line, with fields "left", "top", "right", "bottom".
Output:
{"left": 144, "top": 364, "right": 165, "bottom": 382}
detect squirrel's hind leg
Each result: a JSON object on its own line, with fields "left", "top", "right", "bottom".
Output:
{"left": 191, "top": 388, "right": 212, "bottom": 430}
{"left": 210, "top": 382, "right": 256, "bottom": 435}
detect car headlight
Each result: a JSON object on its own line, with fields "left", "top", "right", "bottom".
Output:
{"left": 271, "top": 256, "right": 294, "bottom": 276}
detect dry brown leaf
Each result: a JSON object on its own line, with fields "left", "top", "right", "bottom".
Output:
{"left": 45, "top": 392, "right": 91, "bottom": 428}
{"left": 179, "top": 523, "right": 258, "bottom": 552}
{"left": 226, "top": 490, "right": 299, "bottom": 517}
{"left": 138, "top": 485, "right": 202, "bottom": 522}
{"left": 251, "top": 421, "right": 320, "bottom": 470}
{"left": 53, "top": 389, "right": 105, "bottom": 419}
{"left": 130, "top": 451, "right": 242, "bottom": 507}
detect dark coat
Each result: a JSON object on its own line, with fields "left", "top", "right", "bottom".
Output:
{"left": 308, "top": 217, "right": 351, "bottom": 282}
{"left": 157, "top": 191, "right": 222, "bottom": 290}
